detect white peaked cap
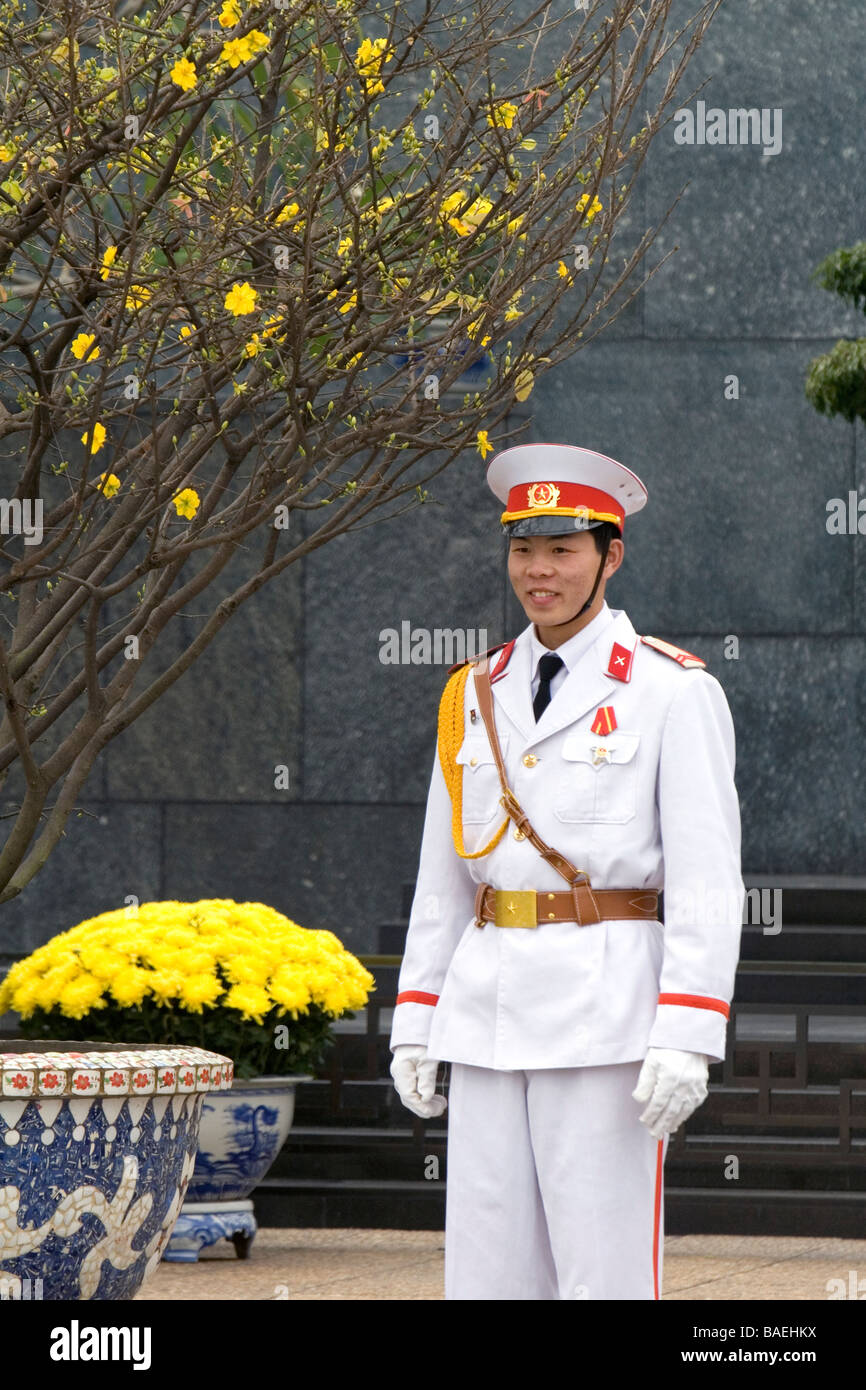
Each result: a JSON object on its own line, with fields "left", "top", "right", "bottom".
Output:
{"left": 487, "top": 443, "right": 648, "bottom": 533}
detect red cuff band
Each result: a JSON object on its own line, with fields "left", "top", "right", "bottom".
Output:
{"left": 658, "top": 992, "right": 730, "bottom": 1019}
{"left": 396, "top": 990, "right": 439, "bottom": 1007}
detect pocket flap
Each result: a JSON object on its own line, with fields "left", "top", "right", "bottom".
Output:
{"left": 561, "top": 730, "right": 640, "bottom": 766}
{"left": 456, "top": 735, "right": 507, "bottom": 769}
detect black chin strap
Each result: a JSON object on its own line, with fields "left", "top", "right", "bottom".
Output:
{"left": 550, "top": 530, "right": 612, "bottom": 629}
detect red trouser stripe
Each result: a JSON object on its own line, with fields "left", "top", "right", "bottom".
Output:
{"left": 658, "top": 992, "right": 730, "bottom": 1019}
{"left": 652, "top": 1138, "right": 664, "bottom": 1300}
{"left": 396, "top": 990, "right": 439, "bottom": 1007}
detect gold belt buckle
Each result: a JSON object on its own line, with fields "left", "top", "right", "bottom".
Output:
{"left": 493, "top": 889, "right": 538, "bottom": 929}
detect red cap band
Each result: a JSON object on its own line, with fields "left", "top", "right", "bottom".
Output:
{"left": 502, "top": 480, "right": 625, "bottom": 528}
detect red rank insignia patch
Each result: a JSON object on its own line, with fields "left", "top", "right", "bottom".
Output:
{"left": 590, "top": 704, "right": 617, "bottom": 735}
{"left": 490, "top": 639, "right": 516, "bottom": 683}
{"left": 606, "top": 641, "right": 634, "bottom": 682}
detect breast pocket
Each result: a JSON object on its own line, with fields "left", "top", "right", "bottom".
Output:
{"left": 456, "top": 735, "right": 508, "bottom": 824}
{"left": 554, "top": 730, "right": 640, "bottom": 824}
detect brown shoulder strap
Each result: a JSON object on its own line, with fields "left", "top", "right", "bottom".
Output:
{"left": 472, "top": 658, "right": 593, "bottom": 892}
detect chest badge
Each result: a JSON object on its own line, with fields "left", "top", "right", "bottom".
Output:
{"left": 590, "top": 704, "right": 617, "bottom": 735}
{"left": 591, "top": 745, "right": 612, "bottom": 766}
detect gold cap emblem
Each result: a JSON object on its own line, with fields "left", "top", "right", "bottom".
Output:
{"left": 526, "top": 482, "right": 560, "bottom": 509}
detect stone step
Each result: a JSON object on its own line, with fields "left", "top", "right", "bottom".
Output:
{"left": 251, "top": 1176, "right": 866, "bottom": 1238}
{"left": 275, "top": 1123, "right": 866, "bottom": 1188}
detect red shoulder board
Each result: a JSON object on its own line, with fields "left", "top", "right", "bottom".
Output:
{"left": 448, "top": 639, "right": 515, "bottom": 678}
{"left": 640, "top": 635, "right": 706, "bottom": 669}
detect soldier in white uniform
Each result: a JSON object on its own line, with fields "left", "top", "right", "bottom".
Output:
{"left": 390, "top": 443, "right": 744, "bottom": 1301}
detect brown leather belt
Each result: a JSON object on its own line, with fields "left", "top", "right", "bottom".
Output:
{"left": 474, "top": 882, "right": 659, "bottom": 929}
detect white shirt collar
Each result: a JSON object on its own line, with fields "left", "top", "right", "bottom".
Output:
{"left": 529, "top": 601, "right": 616, "bottom": 677}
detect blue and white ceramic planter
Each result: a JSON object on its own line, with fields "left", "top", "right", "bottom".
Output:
{"left": 0, "top": 1042, "right": 233, "bottom": 1300}
{"left": 164, "top": 1075, "right": 304, "bottom": 1262}
{"left": 186, "top": 1075, "right": 302, "bottom": 1202}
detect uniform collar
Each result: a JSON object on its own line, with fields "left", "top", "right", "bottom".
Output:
{"left": 529, "top": 601, "right": 615, "bottom": 678}
{"left": 489, "top": 607, "right": 638, "bottom": 746}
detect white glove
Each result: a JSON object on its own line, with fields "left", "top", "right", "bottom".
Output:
{"left": 632, "top": 1047, "right": 709, "bottom": 1139}
{"left": 390, "top": 1044, "right": 447, "bottom": 1119}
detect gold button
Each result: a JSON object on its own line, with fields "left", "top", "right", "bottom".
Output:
{"left": 513, "top": 828, "right": 526, "bottom": 841}
{"left": 547, "top": 893, "right": 555, "bottom": 900}
{"left": 469, "top": 757, "right": 477, "bottom": 767}
{"left": 548, "top": 912, "right": 556, "bottom": 920}
{"left": 523, "top": 753, "right": 538, "bottom": 767}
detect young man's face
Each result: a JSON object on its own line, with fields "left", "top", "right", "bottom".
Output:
{"left": 507, "top": 531, "right": 624, "bottom": 645}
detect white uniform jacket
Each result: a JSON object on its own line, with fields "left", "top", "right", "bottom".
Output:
{"left": 390, "top": 606, "right": 745, "bottom": 1070}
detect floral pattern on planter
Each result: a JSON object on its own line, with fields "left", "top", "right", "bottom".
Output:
{"left": 0, "top": 1047, "right": 233, "bottom": 1100}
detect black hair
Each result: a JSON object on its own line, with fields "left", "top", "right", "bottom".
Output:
{"left": 590, "top": 521, "right": 622, "bottom": 555}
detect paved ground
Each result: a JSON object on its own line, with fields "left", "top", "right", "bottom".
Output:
{"left": 134, "top": 1230, "right": 866, "bottom": 1300}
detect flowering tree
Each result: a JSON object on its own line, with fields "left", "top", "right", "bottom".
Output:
{"left": 0, "top": 0, "right": 718, "bottom": 905}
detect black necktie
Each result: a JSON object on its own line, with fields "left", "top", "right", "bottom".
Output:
{"left": 533, "top": 653, "right": 564, "bottom": 721}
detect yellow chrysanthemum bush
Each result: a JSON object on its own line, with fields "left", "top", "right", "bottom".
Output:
{"left": 0, "top": 900, "right": 374, "bottom": 1079}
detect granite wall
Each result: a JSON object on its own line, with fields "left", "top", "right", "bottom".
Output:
{"left": 1, "top": 0, "right": 864, "bottom": 981}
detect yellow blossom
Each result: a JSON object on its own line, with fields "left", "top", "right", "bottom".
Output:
{"left": 315, "top": 128, "right": 348, "bottom": 153}
{"left": 275, "top": 201, "right": 302, "bottom": 228}
{"left": 576, "top": 192, "right": 603, "bottom": 222}
{"left": 361, "top": 195, "right": 395, "bottom": 222}
{"left": 476, "top": 429, "right": 494, "bottom": 459}
{"left": 218, "top": 0, "right": 241, "bottom": 24}
{"left": 557, "top": 260, "right": 572, "bottom": 279}
{"left": 70, "top": 332, "right": 99, "bottom": 362}
{"left": 78, "top": 945, "right": 128, "bottom": 981}
{"left": 269, "top": 974, "right": 311, "bottom": 1014}
{"left": 149, "top": 969, "right": 184, "bottom": 1003}
{"left": 58, "top": 973, "right": 106, "bottom": 1020}
{"left": 219, "top": 36, "right": 250, "bottom": 67}
{"left": 109, "top": 965, "right": 152, "bottom": 1007}
{"left": 170, "top": 57, "right": 197, "bottom": 91}
{"left": 244, "top": 332, "right": 265, "bottom": 357}
{"left": 5, "top": 975, "right": 44, "bottom": 1019}
{"left": 82, "top": 422, "right": 106, "bottom": 454}
{"left": 514, "top": 368, "right": 534, "bottom": 401}
{"left": 224, "top": 280, "right": 257, "bottom": 315}
{"left": 371, "top": 131, "right": 393, "bottom": 159}
{"left": 172, "top": 487, "right": 200, "bottom": 519}
{"left": 99, "top": 245, "right": 118, "bottom": 280}
{"left": 125, "top": 284, "right": 151, "bottom": 312}
{"left": 97, "top": 472, "right": 120, "bottom": 497}
{"left": 219, "top": 30, "right": 268, "bottom": 68}
{"left": 354, "top": 36, "right": 395, "bottom": 97}
{"left": 487, "top": 101, "right": 518, "bottom": 130}
{"left": 179, "top": 324, "right": 194, "bottom": 338}
{"left": 262, "top": 314, "right": 286, "bottom": 340}
{"left": 224, "top": 982, "right": 272, "bottom": 1022}
{"left": 178, "top": 972, "right": 223, "bottom": 1012}
{"left": 49, "top": 38, "right": 80, "bottom": 67}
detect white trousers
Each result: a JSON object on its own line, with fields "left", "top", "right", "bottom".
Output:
{"left": 444, "top": 1061, "right": 667, "bottom": 1300}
